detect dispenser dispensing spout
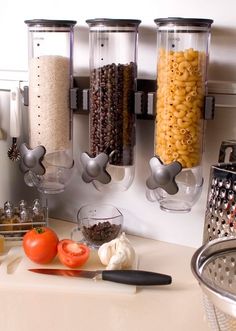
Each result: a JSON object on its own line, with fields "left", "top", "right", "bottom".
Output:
{"left": 81, "top": 152, "right": 111, "bottom": 184}
{"left": 146, "top": 156, "right": 182, "bottom": 195}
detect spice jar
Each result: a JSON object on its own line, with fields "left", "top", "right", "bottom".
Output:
{"left": 2, "top": 201, "right": 15, "bottom": 232}
{"left": 81, "top": 18, "right": 141, "bottom": 192}
{"left": 146, "top": 18, "right": 213, "bottom": 212}
{"left": 19, "top": 200, "right": 32, "bottom": 231}
{"left": 0, "top": 235, "right": 4, "bottom": 254}
{"left": 32, "top": 198, "right": 46, "bottom": 224}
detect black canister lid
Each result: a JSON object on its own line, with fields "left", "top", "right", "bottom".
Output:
{"left": 154, "top": 17, "right": 213, "bottom": 27}
{"left": 86, "top": 18, "right": 141, "bottom": 27}
{"left": 24, "top": 19, "right": 77, "bottom": 27}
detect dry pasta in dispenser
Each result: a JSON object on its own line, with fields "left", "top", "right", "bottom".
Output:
{"left": 146, "top": 18, "right": 213, "bottom": 212}
{"left": 81, "top": 18, "right": 141, "bottom": 192}
{"left": 20, "top": 19, "right": 76, "bottom": 194}
{"left": 156, "top": 47, "right": 205, "bottom": 168}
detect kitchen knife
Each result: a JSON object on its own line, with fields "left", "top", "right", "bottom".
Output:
{"left": 28, "top": 269, "right": 172, "bottom": 286}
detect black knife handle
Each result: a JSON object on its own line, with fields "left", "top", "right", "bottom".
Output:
{"left": 101, "top": 270, "right": 172, "bottom": 286}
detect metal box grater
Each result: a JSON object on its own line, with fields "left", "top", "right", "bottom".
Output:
{"left": 203, "top": 140, "right": 236, "bottom": 244}
{"left": 192, "top": 141, "right": 236, "bottom": 331}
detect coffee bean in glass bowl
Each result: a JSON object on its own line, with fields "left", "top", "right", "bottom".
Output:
{"left": 71, "top": 204, "right": 123, "bottom": 248}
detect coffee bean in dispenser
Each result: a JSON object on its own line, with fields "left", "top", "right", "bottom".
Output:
{"left": 87, "top": 19, "right": 141, "bottom": 167}
{"left": 90, "top": 62, "right": 136, "bottom": 166}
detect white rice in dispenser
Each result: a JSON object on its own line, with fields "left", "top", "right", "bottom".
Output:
{"left": 22, "top": 19, "right": 76, "bottom": 194}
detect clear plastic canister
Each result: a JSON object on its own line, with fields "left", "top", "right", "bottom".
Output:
{"left": 152, "top": 17, "right": 213, "bottom": 212}
{"left": 85, "top": 18, "right": 141, "bottom": 192}
{"left": 24, "top": 19, "right": 76, "bottom": 194}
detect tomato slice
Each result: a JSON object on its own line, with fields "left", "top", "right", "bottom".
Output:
{"left": 57, "top": 239, "right": 90, "bottom": 268}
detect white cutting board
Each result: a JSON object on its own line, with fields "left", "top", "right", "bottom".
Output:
{"left": 0, "top": 246, "right": 137, "bottom": 294}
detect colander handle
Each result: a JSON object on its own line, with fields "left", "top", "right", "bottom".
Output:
{"left": 218, "top": 140, "right": 236, "bottom": 163}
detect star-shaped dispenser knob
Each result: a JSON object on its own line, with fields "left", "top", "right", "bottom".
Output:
{"left": 19, "top": 143, "right": 46, "bottom": 175}
{"left": 146, "top": 156, "right": 182, "bottom": 195}
{"left": 81, "top": 152, "right": 111, "bottom": 184}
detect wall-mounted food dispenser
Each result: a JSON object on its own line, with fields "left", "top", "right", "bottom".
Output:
{"left": 146, "top": 17, "right": 214, "bottom": 212}
{"left": 81, "top": 18, "right": 141, "bottom": 192}
{"left": 21, "top": 19, "right": 76, "bottom": 194}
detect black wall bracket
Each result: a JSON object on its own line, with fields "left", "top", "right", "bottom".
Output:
{"left": 23, "top": 77, "right": 215, "bottom": 120}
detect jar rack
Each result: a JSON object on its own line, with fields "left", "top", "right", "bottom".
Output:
{"left": 0, "top": 219, "right": 47, "bottom": 241}
{"left": 0, "top": 206, "right": 48, "bottom": 241}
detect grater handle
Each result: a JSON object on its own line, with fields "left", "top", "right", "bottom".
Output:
{"left": 218, "top": 140, "right": 236, "bottom": 163}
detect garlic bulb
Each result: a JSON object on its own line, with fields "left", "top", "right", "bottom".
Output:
{"left": 98, "top": 232, "right": 135, "bottom": 270}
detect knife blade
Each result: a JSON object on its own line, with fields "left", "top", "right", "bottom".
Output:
{"left": 28, "top": 268, "right": 172, "bottom": 286}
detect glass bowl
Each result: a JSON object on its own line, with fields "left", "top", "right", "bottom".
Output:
{"left": 71, "top": 203, "right": 123, "bottom": 248}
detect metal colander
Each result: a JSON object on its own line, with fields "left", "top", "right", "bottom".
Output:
{"left": 191, "top": 237, "right": 236, "bottom": 331}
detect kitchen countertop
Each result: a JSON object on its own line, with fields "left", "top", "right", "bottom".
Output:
{"left": 0, "top": 219, "right": 210, "bottom": 331}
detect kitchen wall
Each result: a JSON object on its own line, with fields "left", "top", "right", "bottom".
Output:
{"left": 1, "top": 0, "right": 236, "bottom": 247}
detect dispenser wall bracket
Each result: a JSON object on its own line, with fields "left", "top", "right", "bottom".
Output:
{"left": 70, "top": 88, "right": 79, "bottom": 110}
{"left": 71, "top": 78, "right": 215, "bottom": 119}
{"left": 23, "top": 86, "right": 29, "bottom": 106}
{"left": 204, "top": 95, "right": 215, "bottom": 120}
{"left": 22, "top": 78, "right": 215, "bottom": 119}
{"left": 23, "top": 85, "right": 79, "bottom": 110}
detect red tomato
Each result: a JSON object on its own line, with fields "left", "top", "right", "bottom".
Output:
{"left": 23, "top": 227, "right": 59, "bottom": 264}
{"left": 57, "top": 239, "right": 90, "bottom": 268}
